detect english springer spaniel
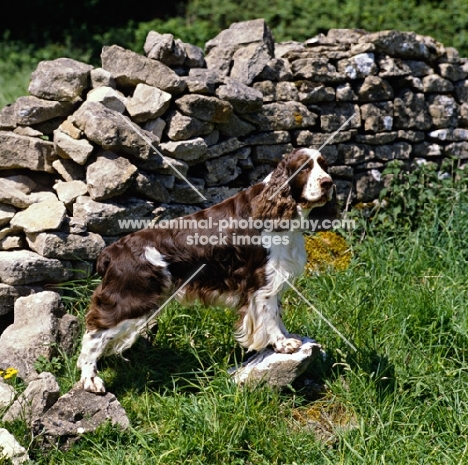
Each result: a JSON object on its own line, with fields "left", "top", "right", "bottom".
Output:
{"left": 77, "top": 148, "right": 336, "bottom": 392}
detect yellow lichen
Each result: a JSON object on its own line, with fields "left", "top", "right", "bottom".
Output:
{"left": 304, "top": 231, "right": 352, "bottom": 273}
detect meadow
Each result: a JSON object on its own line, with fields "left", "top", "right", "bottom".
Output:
{"left": 1, "top": 162, "right": 467, "bottom": 464}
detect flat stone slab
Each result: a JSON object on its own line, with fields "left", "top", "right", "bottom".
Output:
{"left": 229, "top": 338, "right": 322, "bottom": 387}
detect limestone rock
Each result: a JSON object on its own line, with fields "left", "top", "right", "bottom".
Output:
{"left": 0, "top": 284, "right": 38, "bottom": 316}
{"left": 13, "top": 96, "right": 75, "bottom": 125}
{"left": 205, "top": 155, "right": 241, "bottom": 186}
{"left": 165, "top": 110, "right": 214, "bottom": 141}
{"left": 422, "top": 74, "right": 454, "bottom": 93}
{"left": 53, "top": 180, "right": 88, "bottom": 204}
{"left": 52, "top": 159, "right": 86, "bottom": 182}
{"left": 73, "top": 102, "right": 160, "bottom": 160}
{"left": 90, "top": 67, "right": 116, "bottom": 88}
{"left": 3, "top": 372, "right": 60, "bottom": 424}
{"left": 363, "top": 30, "right": 429, "bottom": 59}
{"left": 357, "top": 76, "right": 394, "bottom": 101}
{"left": 216, "top": 77, "right": 263, "bottom": 113}
{"left": 0, "top": 184, "right": 32, "bottom": 209}
{"left": 230, "top": 43, "right": 273, "bottom": 85}
{"left": 229, "top": 338, "right": 321, "bottom": 388}
{"left": 393, "top": 90, "right": 432, "bottom": 130}
{"left": 184, "top": 68, "right": 224, "bottom": 95}
{"left": 10, "top": 199, "right": 66, "bottom": 233}
{"left": 0, "top": 291, "right": 64, "bottom": 381}
{"left": 337, "top": 53, "right": 377, "bottom": 79}
{"left": 26, "top": 231, "right": 105, "bottom": 260}
{"left": 0, "top": 132, "right": 57, "bottom": 173}
{"left": 126, "top": 83, "right": 172, "bottom": 122}
{"left": 32, "top": 386, "right": 129, "bottom": 449}
{"left": 101, "top": 45, "right": 186, "bottom": 94}
{"left": 0, "top": 379, "right": 15, "bottom": 408}
{"left": 29, "top": 57, "right": 93, "bottom": 102}
{"left": 53, "top": 129, "right": 94, "bottom": 165}
{"left": 86, "top": 86, "right": 127, "bottom": 113}
{"left": 0, "top": 428, "right": 29, "bottom": 465}
{"left": 73, "top": 196, "right": 154, "bottom": 235}
{"left": 0, "top": 204, "right": 16, "bottom": 226}
{"left": 320, "top": 103, "right": 361, "bottom": 133}
{"left": 175, "top": 94, "right": 233, "bottom": 124}
{"left": 86, "top": 152, "right": 138, "bottom": 201}
{"left": 361, "top": 102, "right": 394, "bottom": 132}
{"left": 144, "top": 31, "right": 186, "bottom": 66}
{"left": 244, "top": 101, "right": 317, "bottom": 131}
{"left": 160, "top": 138, "right": 208, "bottom": 163}
{"left": 130, "top": 172, "right": 171, "bottom": 203}
{"left": 428, "top": 95, "right": 459, "bottom": 128}
{"left": 291, "top": 58, "right": 342, "bottom": 82}
{"left": 0, "top": 250, "right": 72, "bottom": 285}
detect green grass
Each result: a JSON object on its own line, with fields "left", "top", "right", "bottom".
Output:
{"left": 2, "top": 203, "right": 468, "bottom": 464}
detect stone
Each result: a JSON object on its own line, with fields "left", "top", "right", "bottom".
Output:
{"left": 339, "top": 143, "right": 371, "bottom": 165}
{"left": 244, "top": 131, "right": 291, "bottom": 146}
{"left": 0, "top": 185, "right": 32, "bottom": 209}
{"left": 13, "top": 96, "right": 75, "bottom": 125}
{"left": 10, "top": 199, "right": 66, "bottom": 233}
{"left": 253, "top": 80, "right": 298, "bottom": 103}
{"left": 320, "top": 103, "right": 361, "bottom": 132}
{"left": 291, "top": 58, "right": 342, "bottom": 82}
{"left": 1, "top": 175, "right": 37, "bottom": 194}
{"left": 13, "top": 126, "right": 43, "bottom": 137}
{"left": 58, "top": 118, "right": 83, "bottom": 139}
{"left": 183, "top": 42, "right": 205, "bottom": 68}
{"left": 90, "top": 67, "right": 116, "bottom": 88}
{"left": 229, "top": 338, "right": 321, "bottom": 388}
{"left": 58, "top": 313, "right": 81, "bottom": 356}
{"left": 29, "top": 57, "right": 93, "bottom": 102}
{"left": 393, "top": 90, "right": 432, "bottom": 130}
{"left": 294, "top": 130, "right": 354, "bottom": 147}
{"left": 0, "top": 132, "right": 57, "bottom": 173}
{"left": 230, "top": 43, "right": 273, "bottom": 86}
{"left": 184, "top": 68, "right": 224, "bottom": 95}
{"left": 205, "top": 138, "right": 245, "bottom": 161}
{"left": 296, "top": 81, "right": 335, "bottom": 104}
{"left": 0, "top": 379, "right": 15, "bottom": 408}
{"left": 175, "top": 94, "right": 233, "bottom": 123}
{"left": 0, "top": 104, "right": 16, "bottom": 129}
{"left": 126, "top": 83, "right": 172, "bottom": 122}
{"left": 336, "top": 83, "right": 357, "bottom": 101}
{"left": 86, "top": 86, "right": 127, "bottom": 113}
{"left": 0, "top": 428, "right": 29, "bottom": 465}
{"left": 143, "top": 118, "right": 166, "bottom": 140}
{"left": 444, "top": 142, "right": 468, "bottom": 159}
{"left": 0, "top": 250, "right": 71, "bottom": 285}
{"left": 363, "top": 30, "right": 429, "bottom": 59}
{"left": 360, "top": 102, "right": 394, "bottom": 132}
{"left": 244, "top": 101, "right": 317, "bottom": 131}
{"left": 3, "top": 372, "right": 60, "bottom": 424}
{"left": 375, "top": 142, "right": 412, "bottom": 161}
{"left": 0, "top": 235, "right": 24, "bottom": 250}
{"left": 377, "top": 56, "right": 412, "bottom": 77}
{"left": 253, "top": 143, "right": 294, "bottom": 165}
{"left": 428, "top": 95, "right": 459, "bottom": 128}
{"left": 0, "top": 204, "right": 15, "bottom": 227}
{"left": 217, "top": 113, "right": 256, "bottom": 138}
{"left": 355, "top": 132, "right": 398, "bottom": 145}
{"left": 439, "top": 63, "right": 467, "bottom": 81}
{"left": 337, "top": 53, "right": 377, "bottom": 79}
{"left": 405, "top": 60, "right": 434, "bottom": 77}
{"left": 355, "top": 170, "right": 384, "bottom": 202}
{"left": 130, "top": 172, "right": 171, "bottom": 203}
{"left": 165, "top": 110, "right": 214, "bottom": 141}
{"left": 73, "top": 196, "right": 154, "bottom": 235}
{"left": 101, "top": 45, "right": 186, "bottom": 94}
{"left": 413, "top": 142, "right": 443, "bottom": 157}
{"left": 26, "top": 231, "right": 105, "bottom": 260}
{"left": 144, "top": 31, "right": 187, "bottom": 66}
{"left": 160, "top": 138, "right": 207, "bottom": 164}
{"left": 0, "top": 284, "right": 37, "bottom": 316}
{"left": 216, "top": 77, "right": 263, "bottom": 113}
{"left": 53, "top": 129, "right": 94, "bottom": 165}
{"left": 205, "top": 156, "right": 241, "bottom": 186}
{"left": 53, "top": 180, "right": 88, "bottom": 204}
{"left": 32, "top": 386, "right": 129, "bottom": 448}
{"left": 73, "top": 102, "right": 160, "bottom": 160}
{"left": 86, "top": 152, "right": 138, "bottom": 201}
{"left": 422, "top": 74, "right": 454, "bottom": 93}
{"left": 171, "top": 179, "right": 205, "bottom": 204}
{"left": 357, "top": 76, "right": 394, "bottom": 101}
{"left": 52, "top": 159, "right": 86, "bottom": 181}
{"left": 0, "top": 291, "right": 65, "bottom": 380}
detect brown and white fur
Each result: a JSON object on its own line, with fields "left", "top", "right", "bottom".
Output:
{"left": 77, "top": 148, "right": 336, "bottom": 392}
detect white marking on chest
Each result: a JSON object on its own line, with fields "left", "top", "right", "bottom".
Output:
{"left": 145, "top": 246, "right": 167, "bottom": 268}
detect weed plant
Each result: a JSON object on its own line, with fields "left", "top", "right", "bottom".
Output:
{"left": 1, "top": 161, "right": 468, "bottom": 464}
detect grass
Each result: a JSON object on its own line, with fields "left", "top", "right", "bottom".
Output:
{"left": 2, "top": 195, "right": 468, "bottom": 464}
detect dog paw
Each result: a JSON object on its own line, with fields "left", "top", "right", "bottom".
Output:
{"left": 82, "top": 376, "right": 106, "bottom": 394}
{"left": 273, "top": 335, "right": 303, "bottom": 354}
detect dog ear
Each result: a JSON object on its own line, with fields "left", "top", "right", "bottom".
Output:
{"left": 251, "top": 159, "right": 297, "bottom": 223}
{"left": 308, "top": 185, "right": 340, "bottom": 230}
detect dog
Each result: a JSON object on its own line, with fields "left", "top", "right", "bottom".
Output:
{"left": 77, "top": 148, "right": 336, "bottom": 392}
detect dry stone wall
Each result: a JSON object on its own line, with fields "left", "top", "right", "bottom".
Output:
{"left": 0, "top": 19, "right": 468, "bottom": 313}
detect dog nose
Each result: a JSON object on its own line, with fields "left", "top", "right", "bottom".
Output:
{"left": 320, "top": 178, "right": 333, "bottom": 190}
